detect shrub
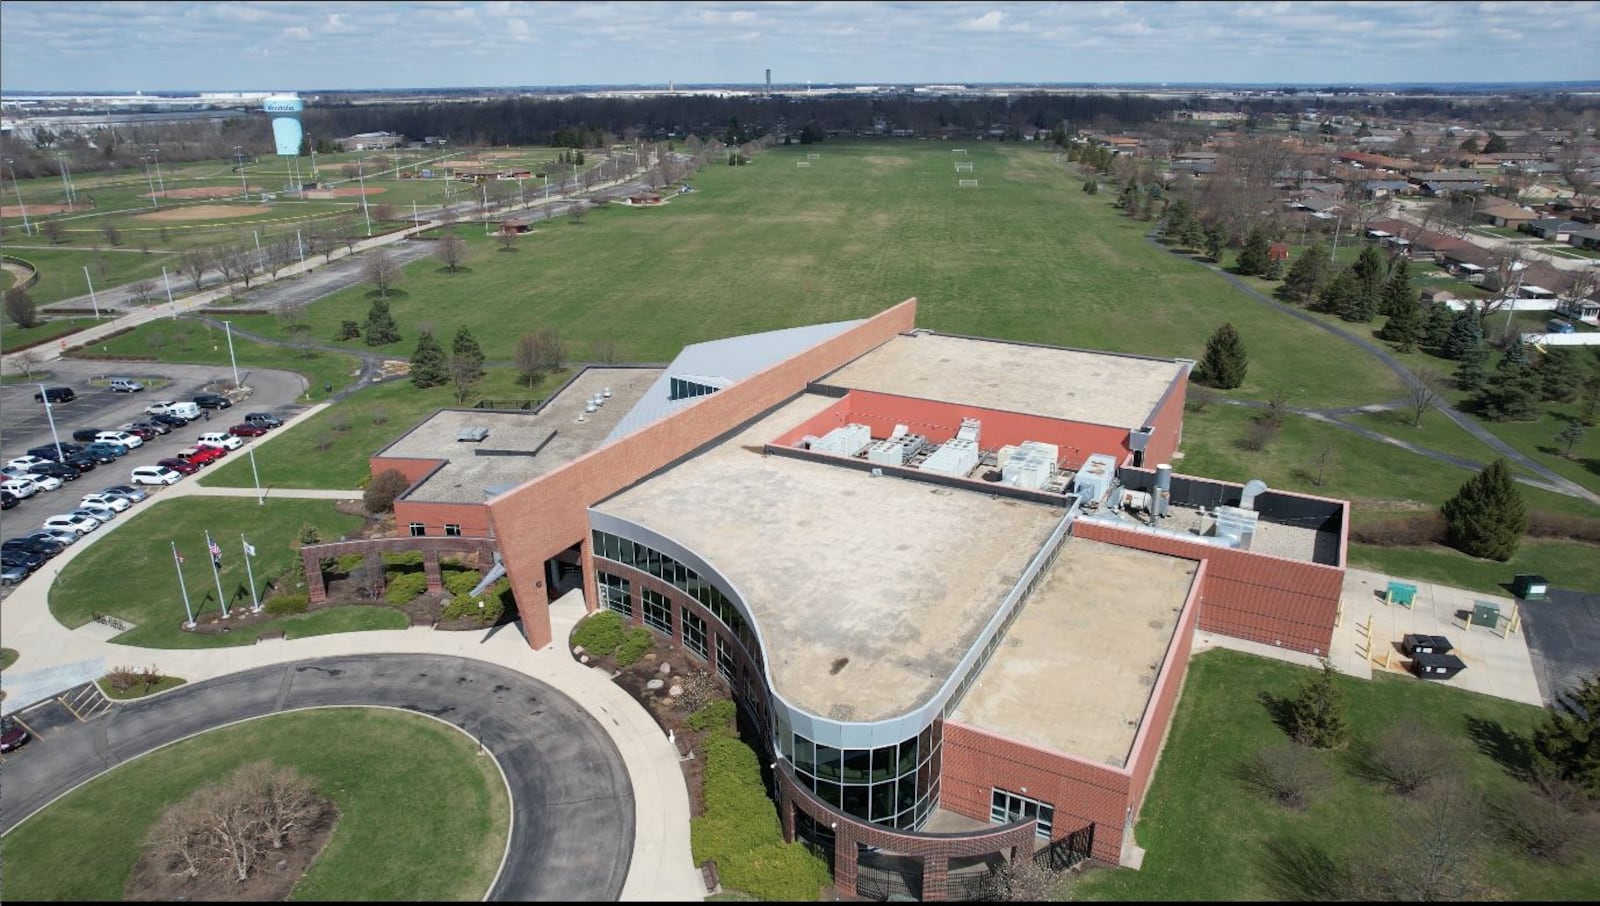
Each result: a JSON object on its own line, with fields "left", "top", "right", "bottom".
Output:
{"left": 1526, "top": 512, "right": 1600, "bottom": 544}
{"left": 614, "top": 627, "right": 655, "bottom": 666}
{"left": 332, "top": 553, "right": 366, "bottom": 574}
{"left": 265, "top": 594, "right": 309, "bottom": 616}
{"left": 1236, "top": 743, "right": 1330, "bottom": 809}
{"left": 1489, "top": 784, "right": 1598, "bottom": 863}
{"left": 441, "top": 591, "right": 503, "bottom": 622}
{"left": 692, "top": 734, "right": 830, "bottom": 901}
{"left": 105, "top": 665, "right": 142, "bottom": 693}
{"left": 384, "top": 572, "right": 428, "bottom": 605}
{"left": 572, "top": 610, "right": 626, "bottom": 656}
{"left": 364, "top": 468, "right": 410, "bottom": 514}
{"left": 1351, "top": 716, "right": 1458, "bottom": 797}
{"left": 442, "top": 568, "right": 483, "bottom": 596}
{"left": 382, "top": 550, "right": 423, "bottom": 567}
{"left": 687, "top": 700, "right": 737, "bottom": 734}
{"left": 1349, "top": 513, "right": 1447, "bottom": 547}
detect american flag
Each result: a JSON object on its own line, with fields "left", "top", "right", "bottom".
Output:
{"left": 208, "top": 539, "right": 222, "bottom": 564}
{"left": 174, "top": 549, "right": 184, "bottom": 564}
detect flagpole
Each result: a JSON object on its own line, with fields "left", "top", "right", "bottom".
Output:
{"left": 242, "top": 534, "right": 261, "bottom": 613}
{"left": 207, "top": 530, "right": 230, "bottom": 618}
{"left": 173, "top": 541, "right": 195, "bottom": 628}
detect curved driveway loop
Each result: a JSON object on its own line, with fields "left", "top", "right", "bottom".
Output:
{"left": 0, "top": 654, "right": 633, "bottom": 902}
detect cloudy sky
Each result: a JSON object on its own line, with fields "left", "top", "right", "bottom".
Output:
{"left": 3, "top": 1, "right": 1598, "bottom": 93}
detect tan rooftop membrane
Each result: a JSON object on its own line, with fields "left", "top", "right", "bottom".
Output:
{"left": 950, "top": 538, "right": 1196, "bottom": 767}
{"left": 823, "top": 333, "right": 1186, "bottom": 430}
{"left": 382, "top": 368, "right": 661, "bottom": 504}
{"left": 595, "top": 393, "right": 1065, "bottom": 723}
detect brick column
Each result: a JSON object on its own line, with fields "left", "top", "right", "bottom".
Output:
{"left": 305, "top": 550, "right": 327, "bottom": 602}
{"left": 778, "top": 775, "right": 796, "bottom": 843}
{"left": 423, "top": 550, "right": 443, "bottom": 593}
{"left": 832, "top": 823, "right": 858, "bottom": 898}
{"left": 921, "top": 853, "right": 949, "bottom": 902}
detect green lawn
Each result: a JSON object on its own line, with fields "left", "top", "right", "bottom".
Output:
{"left": 1341, "top": 408, "right": 1545, "bottom": 483}
{"left": 1, "top": 316, "right": 103, "bottom": 353}
{"left": 200, "top": 366, "right": 572, "bottom": 490}
{"left": 0, "top": 707, "right": 508, "bottom": 901}
{"left": 1349, "top": 537, "right": 1600, "bottom": 597}
{"left": 49, "top": 496, "right": 368, "bottom": 647}
{"left": 96, "top": 674, "right": 188, "bottom": 700}
{"left": 1, "top": 246, "right": 183, "bottom": 305}
{"left": 239, "top": 142, "right": 1400, "bottom": 408}
{"left": 1074, "top": 649, "right": 1599, "bottom": 901}
{"left": 0, "top": 646, "right": 17, "bottom": 672}
{"left": 82, "top": 317, "right": 361, "bottom": 403}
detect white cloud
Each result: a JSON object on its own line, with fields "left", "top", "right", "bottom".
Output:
{"left": 281, "top": 25, "right": 312, "bottom": 40}
{"left": 959, "top": 10, "right": 1004, "bottom": 32}
{"left": 324, "top": 12, "right": 354, "bottom": 33}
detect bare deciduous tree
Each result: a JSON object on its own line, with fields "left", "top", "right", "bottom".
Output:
{"left": 1408, "top": 367, "right": 1449, "bottom": 427}
{"left": 5, "top": 286, "right": 40, "bottom": 327}
{"left": 128, "top": 279, "right": 156, "bottom": 304}
{"left": 530, "top": 325, "right": 566, "bottom": 372}
{"left": 1236, "top": 743, "right": 1331, "bottom": 810}
{"left": 362, "top": 249, "right": 402, "bottom": 296}
{"left": 497, "top": 229, "right": 517, "bottom": 253}
{"left": 435, "top": 232, "right": 467, "bottom": 273}
{"left": 586, "top": 336, "right": 620, "bottom": 364}
{"left": 40, "top": 219, "right": 64, "bottom": 244}
{"left": 11, "top": 348, "right": 45, "bottom": 379}
{"left": 1352, "top": 716, "right": 1460, "bottom": 797}
{"left": 144, "top": 761, "right": 328, "bottom": 884}
{"left": 514, "top": 332, "right": 540, "bottom": 387}
{"left": 179, "top": 247, "right": 211, "bottom": 292}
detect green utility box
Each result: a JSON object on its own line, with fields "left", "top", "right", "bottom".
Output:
{"left": 1511, "top": 574, "right": 1549, "bottom": 601}
{"left": 1470, "top": 600, "right": 1501, "bottom": 629}
{"left": 1386, "top": 581, "right": 1418, "bottom": 608}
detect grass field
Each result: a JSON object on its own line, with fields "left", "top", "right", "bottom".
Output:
{"left": 240, "top": 141, "right": 1402, "bottom": 408}
{"left": 199, "top": 366, "right": 572, "bottom": 490}
{"left": 1073, "top": 649, "right": 1599, "bottom": 901}
{"left": 0, "top": 707, "right": 509, "bottom": 901}
{"left": 48, "top": 496, "right": 367, "bottom": 647}
{"left": 0, "top": 646, "right": 17, "bottom": 672}
{"left": 1, "top": 316, "right": 104, "bottom": 353}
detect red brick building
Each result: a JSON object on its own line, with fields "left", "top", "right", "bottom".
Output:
{"left": 362, "top": 298, "right": 1348, "bottom": 897}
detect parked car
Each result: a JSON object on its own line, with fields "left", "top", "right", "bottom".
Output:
{"left": 62, "top": 453, "right": 98, "bottom": 473}
{"left": 129, "top": 465, "right": 183, "bottom": 486}
{"left": 7, "top": 455, "right": 55, "bottom": 472}
{"left": 21, "top": 531, "right": 70, "bottom": 552}
{"left": 83, "top": 441, "right": 130, "bottom": 459}
{"left": 0, "top": 715, "right": 31, "bottom": 752}
{"left": 176, "top": 446, "right": 225, "bottom": 465}
{"left": 41, "top": 513, "right": 99, "bottom": 535}
{"left": 79, "top": 492, "right": 132, "bottom": 513}
{"left": 228, "top": 422, "right": 268, "bottom": 438}
{"left": 34, "top": 526, "right": 80, "bottom": 546}
{"left": 0, "top": 490, "right": 18, "bottom": 510}
{"left": 1, "top": 549, "right": 46, "bottom": 572}
{"left": 118, "top": 423, "right": 160, "bottom": 441}
{"left": 148, "top": 412, "right": 190, "bottom": 429}
{"left": 196, "top": 432, "right": 244, "bottom": 451}
{"left": 193, "top": 393, "right": 232, "bottom": 410}
{"left": 30, "top": 462, "right": 81, "bottom": 482}
{"left": 101, "top": 484, "right": 149, "bottom": 503}
{"left": 28, "top": 442, "right": 84, "bottom": 461}
{"left": 94, "top": 430, "right": 144, "bottom": 449}
{"left": 13, "top": 473, "right": 61, "bottom": 494}
{"left": 33, "top": 385, "right": 76, "bottom": 404}
{"left": 71, "top": 427, "right": 107, "bottom": 443}
{"left": 109, "top": 377, "right": 145, "bottom": 393}
{"left": 0, "top": 562, "right": 29, "bottom": 587}
{"left": 0, "top": 478, "right": 40, "bottom": 499}
{"left": 243, "top": 412, "right": 283, "bottom": 428}
{"left": 157, "top": 457, "right": 202, "bottom": 475}
{"left": 3, "top": 536, "right": 62, "bottom": 560}
{"left": 146, "top": 400, "right": 201, "bottom": 420}
{"left": 74, "top": 503, "right": 118, "bottom": 523}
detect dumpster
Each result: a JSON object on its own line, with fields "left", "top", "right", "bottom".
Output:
{"left": 1511, "top": 574, "right": 1549, "bottom": 601}
{"left": 1401, "top": 634, "right": 1453, "bottom": 657}
{"left": 1411, "top": 651, "right": 1467, "bottom": 681}
{"left": 1386, "top": 581, "right": 1418, "bottom": 608}
{"left": 1470, "top": 601, "right": 1501, "bottom": 629}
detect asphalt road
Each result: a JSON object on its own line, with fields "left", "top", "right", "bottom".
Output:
{"left": 224, "top": 239, "right": 440, "bottom": 312}
{"left": 0, "top": 654, "right": 635, "bottom": 901}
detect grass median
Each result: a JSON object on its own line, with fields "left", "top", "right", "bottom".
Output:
{"left": 0, "top": 707, "right": 509, "bottom": 901}
{"left": 48, "top": 495, "right": 371, "bottom": 648}
{"left": 1074, "top": 648, "right": 1599, "bottom": 901}
{"left": 1, "top": 316, "right": 104, "bottom": 354}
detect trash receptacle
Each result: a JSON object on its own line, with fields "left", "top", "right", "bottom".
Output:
{"left": 1470, "top": 601, "right": 1501, "bottom": 629}
{"left": 1511, "top": 574, "right": 1549, "bottom": 601}
{"left": 1401, "top": 633, "right": 1453, "bottom": 657}
{"left": 1411, "top": 651, "right": 1467, "bottom": 681}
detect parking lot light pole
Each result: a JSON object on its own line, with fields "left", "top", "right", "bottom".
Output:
{"left": 38, "top": 384, "right": 65, "bottom": 460}
{"left": 82, "top": 266, "right": 101, "bottom": 318}
{"left": 222, "top": 320, "right": 241, "bottom": 388}
{"left": 162, "top": 266, "right": 177, "bottom": 319}
{"left": 7, "top": 158, "right": 32, "bottom": 234}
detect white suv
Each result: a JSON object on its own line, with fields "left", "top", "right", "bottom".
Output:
{"left": 196, "top": 432, "right": 243, "bottom": 451}
{"left": 95, "top": 430, "right": 144, "bottom": 449}
{"left": 79, "top": 492, "right": 132, "bottom": 512}
{"left": 42, "top": 513, "right": 99, "bottom": 535}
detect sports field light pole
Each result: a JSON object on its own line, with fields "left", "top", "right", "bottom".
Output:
{"left": 152, "top": 147, "right": 165, "bottom": 197}
{"left": 222, "top": 319, "right": 241, "bottom": 388}
{"left": 37, "top": 383, "right": 65, "bottom": 460}
{"left": 141, "top": 157, "right": 158, "bottom": 208}
{"left": 82, "top": 266, "right": 101, "bottom": 318}
{"left": 234, "top": 146, "right": 250, "bottom": 199}
{"left": 357, "top": 155, "right": 373, "bottom": 237}
{"left": 253, "top": 229, "right": 265, "bottom": 273}
{"left": 162, "top": 265, "right": 177, "bottom": 319}
{"left": 295, "top": 228, "right": 306, "bottom": 266}
{"left": 6, "top": 159, "right": 32, "bottom": 234}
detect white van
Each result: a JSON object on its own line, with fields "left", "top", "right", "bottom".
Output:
{"left": 147, "top": 400, "right": 201, "bottom": 420}
{"left": 196, "top": 432, "right": 243, "bottom": 451}
{"left": 95, "top": 430, "right": 144, "bottom": 449}
{"left": 129, "top": 465, "right": 182, "bottom": 486}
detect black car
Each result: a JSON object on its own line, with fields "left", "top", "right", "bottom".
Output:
{"left": 0, "top": 490, "right": 17, "bottom": 510}
{"left": 148, "top": 412, "right": 190, "bottom": 429}
{"left": 4, "top": 535, "right": 63, "bottom": 559}
{"left": 71, "top": 427, "right": 108, "bottom": 443}
{"left": 29, "top": 462, "right": 80, "bottom": 482}
{"left": 193, "top": 393, "right": 232, "bottom": 410}
{"left": 63, "top": 453, "right": 98, "bottom": 472}
{"left": 33, "top": 386, "right": 76, "bottom": 404}
{"left": 1, "top": 549, "right": 45, "bottom": 572}
{"left": 28, "top": 443, "right": 84, "bottom": 461}
{"left": 74, "top": 448, "right": 118, "bottom": 465}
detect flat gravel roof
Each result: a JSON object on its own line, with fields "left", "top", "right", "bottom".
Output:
{"left": 595, "top": 393, "right": 1066, "bottom": 723}
{"left": 822, "top": 333, "right": 1186, "bottom": 430}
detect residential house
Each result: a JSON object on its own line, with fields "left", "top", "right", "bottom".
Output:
{"left": 1477, "top": 199, "right": 1538, "bottom": 228}
{"left": 1520, "top": 219, "right": 1588, "bottom": 241}
{"left": 1570, "top": 228, "right": 1600, "bottom": 251}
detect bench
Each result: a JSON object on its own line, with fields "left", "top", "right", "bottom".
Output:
{"left": 256, "top": 629, "right": 287, "bottom": 642}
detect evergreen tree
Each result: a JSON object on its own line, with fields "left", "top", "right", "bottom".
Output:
{"left": 409, "top": 331, "right": 448, "bottom": 388}
{"left": 1455, "top": 341, "right": 1490, "bottom": 393}
{"left": 1162, "top": 199, "right": 1194, "bottom": 240}
{"left": 1283, "top": 244, "right": 1331, "bottom": 304}
{"left": 1379, "top": 257, "right": 1413, "bottom": 317}
{"left": 1440, "top": 457, "right": 1526, "bottom": 561}
{"left": 1203, "top": 223, "right": 1226, "bottom": 262}
{"left": 1180, "top": 217, "right": 1205, "bottom": 253}
{"left": 1422, "top": 302, "right": 1455, "bottom": 349}
{"left": 450, "top": 326, "right": 485, "bottom": 379}
{"left": 362, "top": 297, "right": 401, "bottom": 346}
{"left": 1236, "top": 224, "right": 1273, "bottom": 276}
{"left": 1289, "top": 660, "right": 1349, "bottom": 749}
{"left": 1263, "top": 254, "right": 1285, "bottom": 280}
{"left": 1351, "top": 245, "right": 1389, "bottom": 320}
{"left": 1199, "top": 322, "right": 1248, "bottom": 389}
{"left": 1441, "top": 310, "right": 1484, "bottom": 360}
{"left": 1381, "top": 297, "right": 1423, "bottom": 352}
{"left": 1531, "top": 672, "right": 1600, "bottom": 797}
{"left": 1536, "top": 346, "right": 1583, "bottom": 402}
{"left": 1477, "top": 337, "right": 1542, "bottom": 420}
{"left": 1316, "top": 269, "right": 1360, "bottom": 316}
{"left": 1483, "top": 132, "right": 1508, "bottom": 154}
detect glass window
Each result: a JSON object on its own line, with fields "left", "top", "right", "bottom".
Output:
{"left": 598, "top": 571, "right": 632, "bottom": 617}
{"left": 814, "top": 744, "right": 841, "bottom": 782}
{"left": 408, "top": 522, "right": 425, "bottom": 536}
{"left": 871, "top": 744, "right": 898, "bottom": 782}
{"left": 444, "top": 524, "right": 462, "bottom": 537}
{"left": 794, "top": 736, "right": 816, "bottom": 774}
{"left": 897, "top": 774, "right": 918, "bottom": 814}
{"left": 897, "top": 737, "right": 918, "bottom": 774}
{"left": 683, "top": 609, "right": 707, "bottom": 659}
{"left": 842, "top": 748, "right": 871, "bottom": 784}
{"left": 642, "top": 588, "right": 672, "bottom": 635}
{"left": 817, "top": 781, "right": 842, "bottom": 808}
{"left": 992, "top": 788, "right": 1055, "bottom": 840}
{"left": 871, "top": 780, "right": 897, "bottom": 824}
{"left": 620, "top": 538, "right": 635, "bottom": 567}
{"left": 842, "top": 784, "right": 869, "bottom": 819}
{"left": 716, "top": 635, "right": 735, "bottom": 681}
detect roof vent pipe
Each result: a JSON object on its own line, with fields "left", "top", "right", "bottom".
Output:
{"left": 1154, "top": 463, "right": 1173, "bottom": 518}
{"left": 1241, "top": 479, "right": 1269, "bottom": 511}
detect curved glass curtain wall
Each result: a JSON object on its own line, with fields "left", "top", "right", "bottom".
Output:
{"left": 592, "top": 529, "right": 943, "bottom": 831}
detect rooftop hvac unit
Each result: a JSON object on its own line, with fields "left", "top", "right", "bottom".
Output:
{"left": 866, "top": 433, "right": 926, "bottom": 466}
{"left": 1003, "top": 445, "right": 1055, "bottom": 490}
{"left": 890, "top": 424, "right": 909, "bottom": 441}
{"left": 813, "top": 423, "right": 872, "bottom": 457}
{"left": 1214, "top": 505, "right": 1259, "bottom": 550}
{"left": 1073, "top": 453, "right": 1119, "bottom": 504}
{"left": 956, "top": 417, "right": 981, "bottom": 445}
{"left": 921, "top": 437, "right": 979, "bottom": 477}
{"left": 995, "top": 444, "right": 1020, "bottom": 469}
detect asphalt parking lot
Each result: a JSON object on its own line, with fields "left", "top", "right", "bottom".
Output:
{"left": 1519, "top": 587, "right": 1600, "bottom": 707}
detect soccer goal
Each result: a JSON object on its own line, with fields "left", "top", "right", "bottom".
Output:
{"left": 796, "top": 161, "right": 811, "bottom": 168}
{"left": 958, "top": 179, "right": 979, "bottom": 188}
{"left": 806, "top": 153, "right": 820, "bottom": 160}
{"left": 952, "top": 148, "right": 968, "bottom": 155}
{"left": 955, "top": 161, "right": 974, "bottom": 172}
